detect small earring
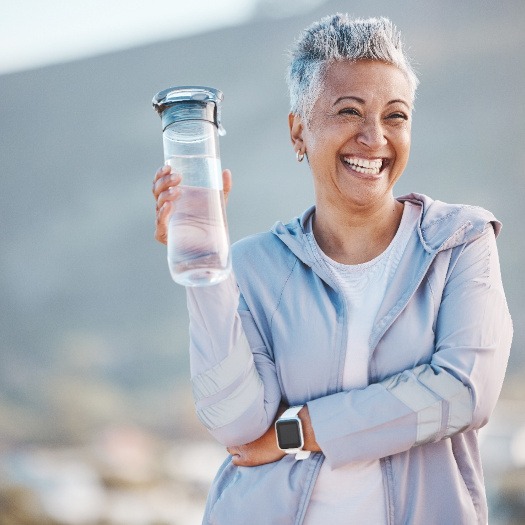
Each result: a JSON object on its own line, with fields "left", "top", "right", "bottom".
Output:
{"left": 296, "top": 151, "right": 305, "bottom": 162}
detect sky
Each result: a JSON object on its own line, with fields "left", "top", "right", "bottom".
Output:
{"left": 0, "top": 0, "right": 261, "bottom": 74}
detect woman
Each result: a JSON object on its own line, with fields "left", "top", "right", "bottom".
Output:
{"left": 152, "top": 15, "right": 512, "bottom": 525}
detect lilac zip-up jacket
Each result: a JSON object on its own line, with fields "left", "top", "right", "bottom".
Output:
{"left": 186, "top": 193, "right": 513, "bottom": 525}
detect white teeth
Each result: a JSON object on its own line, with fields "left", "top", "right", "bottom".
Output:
{"left": 343, "top": 157, "right": 383, "bottom": 175}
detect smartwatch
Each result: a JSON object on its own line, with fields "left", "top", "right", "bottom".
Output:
{"left": 275, "top": 405, "right": 311, "bottom": 460}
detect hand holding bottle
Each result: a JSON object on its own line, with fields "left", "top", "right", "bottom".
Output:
{"left": 152, "top": 165, "right": 232, "bottom": 245}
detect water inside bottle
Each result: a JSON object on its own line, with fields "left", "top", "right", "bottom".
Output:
{"left": 167, "top": 154, "right": 222, "bottom": 189}
{"left": 166, "top": 154, "right": 230, "bottom": 286}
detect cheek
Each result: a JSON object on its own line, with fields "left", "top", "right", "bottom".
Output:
{"left": 389, "top": 133, "right": 411, "bottom": 185}
{"left": 303, "top": 136, "right": 333, "bottom": 173}
{"left": 396, "top": 131, "right": 411, "bottom": 162}
{"left": 402, "top": 138, "right": 411, "bottom": 160}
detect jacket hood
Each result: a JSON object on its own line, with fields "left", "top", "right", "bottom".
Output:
{"left": 271, "top": 193, "right": 501, "bottom": 265}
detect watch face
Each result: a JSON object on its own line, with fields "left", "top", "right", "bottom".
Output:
{"left": 276, "top": 419, "right": 302, "bottom": 449}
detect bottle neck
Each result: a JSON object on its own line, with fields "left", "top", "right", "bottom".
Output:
{"left": 161, "top": 101, "right": 219, "bottom": 131}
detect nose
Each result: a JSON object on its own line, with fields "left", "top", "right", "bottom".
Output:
{"left": 357, "top": 117, "right": 387, "bottom": 149}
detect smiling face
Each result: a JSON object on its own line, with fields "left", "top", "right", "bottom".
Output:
{"left": 290, "top": 59, "right": 413, "bottom": 212}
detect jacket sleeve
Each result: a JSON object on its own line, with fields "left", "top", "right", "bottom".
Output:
{"left": 307, "top": 225, "right": 513, "bottom": 469}
{"left": 186, "top": 273, "right": 281, "bottom": 446}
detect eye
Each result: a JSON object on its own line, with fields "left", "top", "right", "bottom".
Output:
{"left": 339, "top": 107, "right": 361, "bottom": 117}
{"left": 386, "top": 112, "right": 408, "bottom": 121}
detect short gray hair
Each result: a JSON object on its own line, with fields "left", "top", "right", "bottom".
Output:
{"left": 287, "top": 14, "right": 419, "bottom": 119}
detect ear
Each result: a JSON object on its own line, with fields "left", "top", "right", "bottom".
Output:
{"left": 288, "top": 112, "right": 305, "bottom": 153}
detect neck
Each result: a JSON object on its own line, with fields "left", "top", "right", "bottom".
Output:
{"left": 313, "top": 197, "right": 404, "bottom": 265}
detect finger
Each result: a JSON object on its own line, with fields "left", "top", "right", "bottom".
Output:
{"left": 227, "top": 446, "right": 244, "bottom": 466}
{"left": 153, "top": 165, "right": 171, "bottom": 187}
{"left": 222, "top": 169, "right": 232, "bottom": 194}
{"left": 222, "top": 169, "right": 232, "bottom": 204}
{"left": 154, "top": 200, "right": 171, "bottom": 244}
{"left": 153, "top": 171, "right": 182, "bottom": 201}
{"left": 230, "top": 452, "right": 247, "bottom": 467}
{"left": 156, "top": 184, "right": 181, "bottom": 211}
{"left": 152, "top": 165, "right": 171, "bottom": 195}
{"left": 156, "top": 189, "right": 179, "bottom": 219}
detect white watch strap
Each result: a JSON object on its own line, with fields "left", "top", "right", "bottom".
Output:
{"left": 280, "top": 405, "right": 303, "bottom": 419}
{"left": 295, "top": 450, "right": 311, "bottom": 460}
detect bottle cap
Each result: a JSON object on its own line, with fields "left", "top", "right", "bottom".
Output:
{"left": 152, "top": 86, "right": 225, "bottom": 135}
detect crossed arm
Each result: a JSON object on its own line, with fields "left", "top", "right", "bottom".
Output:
{"left": 186, "top": 226, "right": 512, "bottom": 469}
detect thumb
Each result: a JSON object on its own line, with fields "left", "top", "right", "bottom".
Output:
{"left": 222, "top": 169, "right": 232, "bottom": 204}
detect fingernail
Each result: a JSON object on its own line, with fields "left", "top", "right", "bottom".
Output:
{"left": 168, "top": 187, "right": 182, "bottom": 196}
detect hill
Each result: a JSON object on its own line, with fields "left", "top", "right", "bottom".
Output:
{"left": 0, "top": 0, "right": 524, "bottom": 445}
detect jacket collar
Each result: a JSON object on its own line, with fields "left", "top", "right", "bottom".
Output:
{"left": 271, "top": 193, "right": 500, "bottom": 265}
{"left": 397, "top": 193, "right": 500, "bottom": 252}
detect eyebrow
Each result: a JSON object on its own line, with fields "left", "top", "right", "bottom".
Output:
{"left": 333, "top": 96, "right": 365, "bottom": 106}
{"left": 333, "top": 96, "right": 411, "bottom": 109}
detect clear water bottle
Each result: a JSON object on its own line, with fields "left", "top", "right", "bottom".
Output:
{"left": 152, "top": 86, "right": 231, "bottom": 287}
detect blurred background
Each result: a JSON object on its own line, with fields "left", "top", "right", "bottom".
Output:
{"left": 1, "top": 0, "right": 524, "bottom": 523}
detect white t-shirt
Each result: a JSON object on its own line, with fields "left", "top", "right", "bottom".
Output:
{"left": 303, "top": 202, "right": 419, "bottom": 525}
